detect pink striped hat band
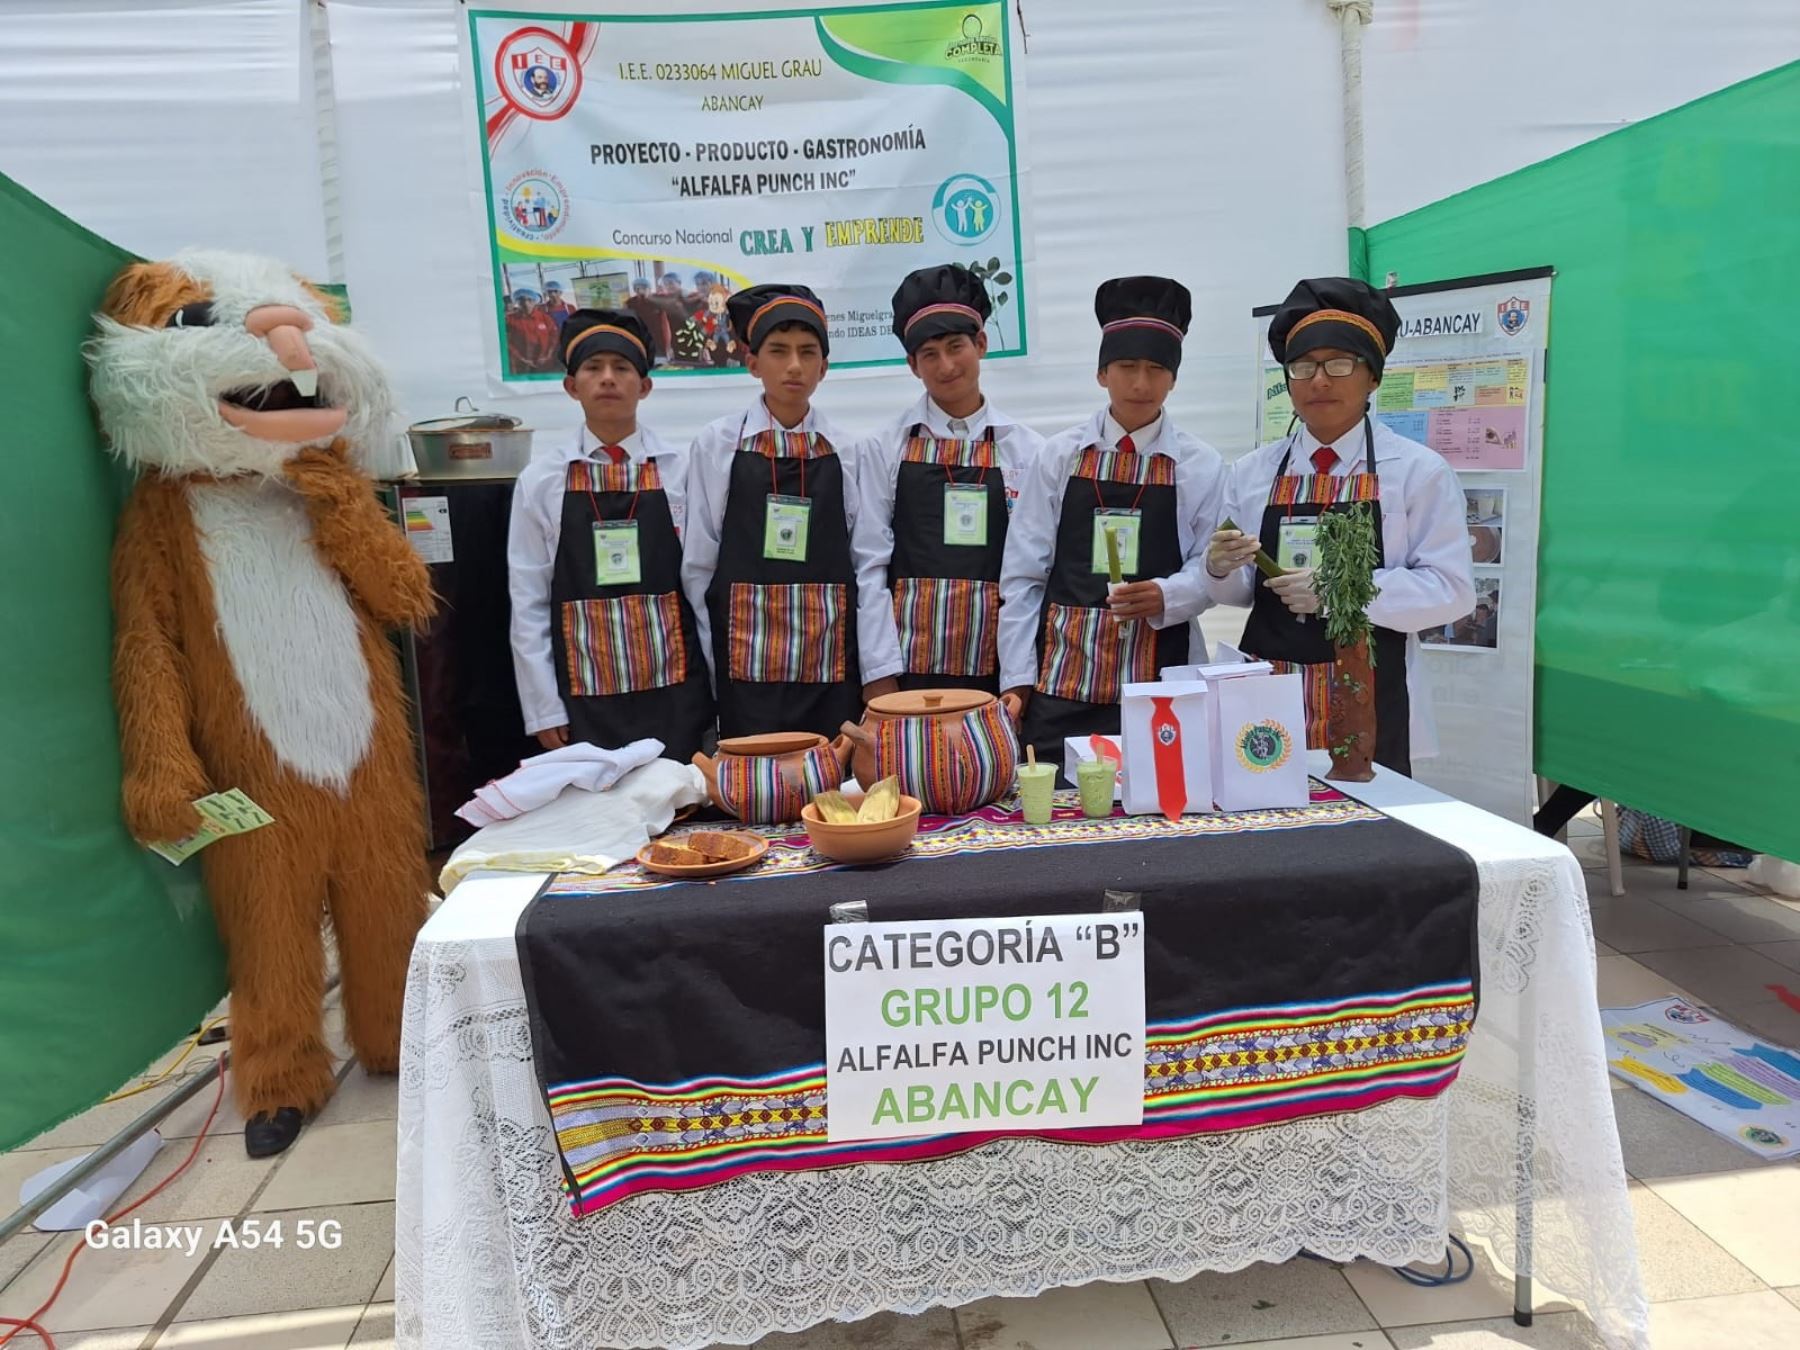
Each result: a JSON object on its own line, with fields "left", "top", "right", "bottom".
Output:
{"left": 1102, "top": 317, "right": 1186, "bottom": 339}
{"left": 903, "top": 302, "right": 984, "bottom": 334}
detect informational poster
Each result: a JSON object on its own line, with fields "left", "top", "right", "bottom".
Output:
{"left": 466, "top": 2, "right": 1027, "bottom": 381}
{"left": 1261, "top": 358, "right": 1532, "bottom": 472}
{"left": 824, "top": 913, "right": 1146, "bottom": 1143}
{"left": 1603, "top": 997, "right": 1800, "bottom": 1160}
{"left": 1252, "top": 270, "right": 1552, "bottom": 822}
{"left": 402, "top": 495, "right": 455, "bottom": 564}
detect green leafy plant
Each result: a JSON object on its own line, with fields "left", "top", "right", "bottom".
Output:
{"left": 967, "top": 256, "right": 1014, "bottom": 347}
{"left": 1315, "top": 504, "right": 1381, "bottom": 660}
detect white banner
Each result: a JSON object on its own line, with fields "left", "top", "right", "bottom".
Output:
{"left": 824, "top": 913, "right": 1145, "bottom": 1143}
{"left": 466, "top": 2, "right": 1027, "bottom": 383}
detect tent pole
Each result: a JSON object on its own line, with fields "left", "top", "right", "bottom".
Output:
{"left": 1327, "top": 1, "right": 1373, "bottom": 275}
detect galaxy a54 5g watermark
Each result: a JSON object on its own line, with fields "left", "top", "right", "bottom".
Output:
{"left": 84, "top": 1217, "right": 343, "bottom": 1258}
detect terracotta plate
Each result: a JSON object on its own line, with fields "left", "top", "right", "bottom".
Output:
{"left": 636, "top": 832, "right": 769, "bottom": 879}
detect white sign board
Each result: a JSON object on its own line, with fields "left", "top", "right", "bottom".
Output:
{"left": 824, "top": 914, "right": 1145, "bottom": 1143}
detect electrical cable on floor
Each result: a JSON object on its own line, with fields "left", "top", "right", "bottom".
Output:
{"left": 99, "top": 1016, "right": 230, "bottom": 1105}
{"left": 0, "top": 1061, "right": 230, "bottom": 1350}
{"left": 1389, "top": 1233, "right": 1475, "bottom": 1287}
{"left": 1296, "top": 1232, "right": 1476, "bottom": 1288}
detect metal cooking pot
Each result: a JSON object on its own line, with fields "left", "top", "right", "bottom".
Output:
{"left": 407, "top": 397, "right": 534, "bottom": 479}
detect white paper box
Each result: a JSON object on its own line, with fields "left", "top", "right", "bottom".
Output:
{"left": 1209, "top": 671, "right": 1308, "bottom": 812}
{"left": 1213, "top": 640, "right": 1251, "bottom": 665}
{"left": 1119, "top": 680, "right": 1214, "bottom": 817}
{"left": 1158, "top": 664, "right": 1202, "bottom": 682}
{"left": 1063, "top": 735, "right": 1123, "bottom": 799}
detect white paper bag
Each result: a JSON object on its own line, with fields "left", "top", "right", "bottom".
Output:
{"left": 1120, "top": 680, "right": 1214, "bottom": 818}
{"left": 1209, "top": 671, "right": 1308, "bottom": 812}
{"left": 1063, "top": 735, "right": 1123, "bottom": 800}
{"left": 1197, "top": 659, "right": 1272, "bottom": 682}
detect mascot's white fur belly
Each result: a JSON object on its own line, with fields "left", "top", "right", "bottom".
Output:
{"left": 188, "top": 480, "right": 374, "bottom": 791}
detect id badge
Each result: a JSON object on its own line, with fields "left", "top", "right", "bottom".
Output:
{"left": 1277, "top": 516, "right": 1320, "bottom": 571}
{"left": 593, "top": 521, "right": 642, "bottom": 586}
{"left": 764, "top": 494, "right": 811, "bottom": 561}
{"left": 1090, "top": 508, "right": 1142, "bottom": 575}
{"left": 943, "top": 484, "right": 989, "bottom": 547}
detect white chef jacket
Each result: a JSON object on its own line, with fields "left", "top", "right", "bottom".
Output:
{"left": 852, "top": 393, "right": 1047, "bottom": 679}
{"left": 507, "top": 424, "right": 688, "bottom": 736}
{"left": 997, "top": 408, "right": 1227, "bottom": 693}
{"left": 679, "top": 397, "right": 902, "bottom": 688}
{"left": 1204, "top": 418, "right": 1475, "bottom": 758}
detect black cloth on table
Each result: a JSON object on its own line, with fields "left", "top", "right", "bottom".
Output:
{"left": 517, "top": 809, "right": 1478, "bottom": 1100}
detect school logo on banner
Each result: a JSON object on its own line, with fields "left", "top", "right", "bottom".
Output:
{"left": 933, "top": 173, "right": 1000, "bottom": 245}
{"left": 1235, "top": 721, "right": 1292, "bottom": 773}
{"left": 496, "top": 27, "right": 582, "bottom": 120}
{"left": 501, "top": 171, "right": 568, "bottom": 240}
{"left": 1496, "top": 296, "right": 1530, "bottom": 336}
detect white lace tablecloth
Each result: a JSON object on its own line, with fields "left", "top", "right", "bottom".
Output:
{"left": 394, "top": 758, "right": 1649, "bottom": 1349}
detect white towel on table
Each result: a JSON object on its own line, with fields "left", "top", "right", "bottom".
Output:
{"left": 455, "top": 738, "right": 664, "bottom": 826}
{"left": 440, "top": 758, "right": 710, "bottom": 893}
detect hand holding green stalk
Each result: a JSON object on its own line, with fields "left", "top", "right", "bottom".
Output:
{"left": 1218, "top": 517, "right": 1283, "bottom": 578}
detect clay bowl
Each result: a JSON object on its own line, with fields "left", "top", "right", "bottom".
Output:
{"left": 800, "top": 793, "right": 923, "bottom": 865}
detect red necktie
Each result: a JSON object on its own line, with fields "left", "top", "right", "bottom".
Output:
{"left": 1149, "top": 696, "right": 1187, "bottom": 821}
{"left": 1117, "top": 434, "right": 1136, "bottom": 456}
{"left": 602, "top": 444, "right": 628, "bottom": 465}
{"left": 1311, "top": 446, "right": 1338, "bottom": 475}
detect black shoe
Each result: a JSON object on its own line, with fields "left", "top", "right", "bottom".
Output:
{"left": 244, "top": 1106, "right": 305, "bottom": 1158}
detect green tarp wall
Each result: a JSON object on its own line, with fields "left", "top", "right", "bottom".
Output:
{"left": 1363, "top": 62, "right": 1800, "bottom": 859}
{"left": 0, "top": 173, "right": 226, "bottom": 1151}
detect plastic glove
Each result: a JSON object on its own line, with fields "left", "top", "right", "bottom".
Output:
{"left": 1264, "top": 569, "right": 1320, "bottom": 616}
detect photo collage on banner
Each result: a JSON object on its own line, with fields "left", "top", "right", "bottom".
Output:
{"left": 466, "top": 2, "right": 1026, "bottom": 382}
{"left": 1253, "top": 271, "right": 1553, "bottom": 822}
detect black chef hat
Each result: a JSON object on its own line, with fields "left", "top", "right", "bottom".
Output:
{"left": 560, "top": 308, "right": 653, "bottom": 377}
{"left": 1095, "top": 276, "right": 1191, "bottom": 373}
{"left": 1268, "top": 277, "right": 1401, "bottom": 377}
{"left": 727, "top": 283, "right": 830, "bottom": 356}
{"left": 891, "top": 264, "right": 991, "bottom": 355}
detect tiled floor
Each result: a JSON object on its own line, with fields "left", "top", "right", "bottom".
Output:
{"left": 4, "top": 812, "right": 1799, "bottom": 1349}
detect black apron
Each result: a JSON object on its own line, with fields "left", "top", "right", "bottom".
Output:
{"left": 1021, "top": 441, "right": 1189, "bottom": 774}
{"left": 1238, "top": 417, "right": 1411, "bottom": 773}
{"left": 550, "top": 452, "right": 715, "bottom": 762}
{"left": 706, "top": 422, "right": 862, "bottom": 739}
{"left": 890, "top": 423, "right": 1008, "bottom": 694}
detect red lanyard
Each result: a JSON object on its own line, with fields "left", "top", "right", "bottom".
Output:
{"left": 1092, "top": 446, "right": 1151, "bottom": 512}
{"left": 765, "top": 408, "right": 807, "bottom": 499}
{"left": 946, "top": 431, "right": 990, "bottom": 489}
{"left": 584, "top": 450, "right": 641, "bottom": 523}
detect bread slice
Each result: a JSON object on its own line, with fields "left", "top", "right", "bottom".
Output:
{"left": 686, "top": 830, "right": 754, "bottom": 861}
{"left": 646, "top": 842, "right": 709, "bottom": 867}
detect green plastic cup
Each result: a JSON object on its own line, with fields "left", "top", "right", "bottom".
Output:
{"left": 1017, "top": 763, "right": 1056, "bottom": 825}
{"left": 1077, "top": 758, "right": 1115, "bottom": 818}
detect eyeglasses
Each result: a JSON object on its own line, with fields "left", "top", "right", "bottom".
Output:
{"left": 1286, "top": 356, "right": 1365, "bottom": 380}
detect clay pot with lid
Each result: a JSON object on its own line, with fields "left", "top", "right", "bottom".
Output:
{"left": 692, "top": 731, "right": 853, "bottom": 824}
{"left": 840, "top": 688, "right": 1023, "bottom": 816}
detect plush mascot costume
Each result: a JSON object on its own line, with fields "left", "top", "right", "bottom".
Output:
{"left": 88, "top": 250, "right": 434, "bottom": 1157}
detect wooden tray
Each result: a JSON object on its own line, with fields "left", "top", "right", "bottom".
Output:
{"left": 636, "top": 832, "right": 769, "bottom": 879}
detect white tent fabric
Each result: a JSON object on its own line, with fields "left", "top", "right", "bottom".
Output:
{"left": 5, "top": 0, "right": 1793, "bottom": 453}
{"left": 0, "top": 0, "right": 332, "bottom": 278}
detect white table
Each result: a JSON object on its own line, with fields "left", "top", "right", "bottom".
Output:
{"left": 394, "top": 757, "right": 1649, "bottom": 1349}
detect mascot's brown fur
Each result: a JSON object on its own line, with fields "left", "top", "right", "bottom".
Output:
{"left": 89, "top": 250, "right": 433, "bottom": 1153}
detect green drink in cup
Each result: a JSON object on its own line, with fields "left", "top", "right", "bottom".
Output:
{"left": 1017, "top": 745, "right": 1056, "bottom": 825}
{"left": 1076, "top": 758, "right": 1115, "bottom": 818}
